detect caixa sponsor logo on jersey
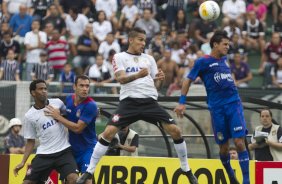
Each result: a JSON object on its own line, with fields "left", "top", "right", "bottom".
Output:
{"left": 126, "top": 67, "right": 141, "bottom": 73}
{"left": 42, "top": 119, "right": 58, "bottom": 130}
{"left": 214, "top": 72, "right": 233, "bottom": 83}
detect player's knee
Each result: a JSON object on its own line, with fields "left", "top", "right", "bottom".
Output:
{"left": 219, "top": 144, "right": 229, "bottom": 155}
{"left": 66, "top": 173, "right": 78, "bottom": 184}
{"left": 101, "top": 126, "right": 119, "bottom": 141}
{"left": 234, "top": 138, "right": 246, "bottom": 151}
{"left": 167, "top": 125, "right": 182, "bottom": 139}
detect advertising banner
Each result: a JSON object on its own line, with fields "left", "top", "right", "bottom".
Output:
{"left": 3, "top": 155, "right": 257, "bottom": 184}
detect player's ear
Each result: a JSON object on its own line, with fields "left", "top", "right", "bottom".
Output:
{"left": 30, "top": 90, "right": 36, "bottom": 97}
{"left": 128, "top": 37, "right": 133, "bottom": 44}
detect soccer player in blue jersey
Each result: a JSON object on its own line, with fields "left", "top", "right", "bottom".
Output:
{"left": 46, "top": 75, "right": 98, "bottom": 184}
{"left": 175, "top": 30, "right": 250, "bottom": 184}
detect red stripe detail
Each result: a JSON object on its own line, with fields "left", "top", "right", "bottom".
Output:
{"left": 48, "top": 48, "right": 68, "bottom": 53}
{"left": 83, "top": 97, "right": 94, "bottom": 104}
{"left": 48, "top": 57, "right": 67, "bottom": 61}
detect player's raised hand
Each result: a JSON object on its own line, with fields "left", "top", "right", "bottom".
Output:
{"left": 155, "top": 69, "right": 165, "bottom": 81}
{"left": 174, "top": 104, "right": 186, "bottom": 118}
{"left": 14, "top": 162, "right": 24, "bottom": 176}
{"left": 137, "top": 68, "right": 149, "bottom": 78}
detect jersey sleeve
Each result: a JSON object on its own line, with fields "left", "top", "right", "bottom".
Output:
{"left": 187, "top": 58, "right": 202, "bottom": 81}
{"left": 79, "top": 102, "right": 98, "bottom": 125}
{"left": 23, "top": 116, "right": 36, "bottom": 139}
{"left": 112, "top": 54, "right": 125, "bottom": 73}
{"left": 130, "top": 134, "right": 139, "bottom": 147}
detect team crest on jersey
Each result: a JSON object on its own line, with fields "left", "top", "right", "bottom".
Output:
{"left": 217, "top": 132, "right": 224, "bottom": 141}
{"left": 76, "top": 109, "right": 81, "bottom": 118}
{"left": 112, "top": 114, "right": 120, "bottom": 123}
{"left": 133, "top": 57, "right": 139, "bottom": 63}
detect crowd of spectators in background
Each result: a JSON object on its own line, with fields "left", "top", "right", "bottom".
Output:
{"left": 0, "top": 0, "right": 282, "bottom": 95}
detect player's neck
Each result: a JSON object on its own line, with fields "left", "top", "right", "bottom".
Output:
{"left": 33, "top": 102, "right": 46, "bottom": 109}
{"left": 74, "top": 95, "right": 86, "bottom": 106}
{"left": 210, "top": 51, "right": 221, "bottom": 59}
{"left": 126, "top": 49, "right": 141, "bottom": 56}
{"left": 33, "top": 99, "right": 49, "bottom": 109}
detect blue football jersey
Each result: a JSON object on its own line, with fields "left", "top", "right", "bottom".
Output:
{"left": 188, "top": 55, "right": 240, "bottom": 108}
{"left": 65, "top": 95, "right": 98, "bottom": 155}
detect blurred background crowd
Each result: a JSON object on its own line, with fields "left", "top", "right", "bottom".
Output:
{"left": 0, "top": 0, "right": 282, "bottom": 96}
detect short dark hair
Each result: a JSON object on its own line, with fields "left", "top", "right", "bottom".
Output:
{"left": 109, "top": 49, "right": 116, "bottom": 56}
{"left": 75, "top": 75, "right": 90, "bottom": 85}
{"left": 260, "top": 108, "right": 272, "bottom": 118}
{"left": 210, "top": 30, "right": 229, "bottom": 48}
{"left": 69, "top": 7, "right": 79, "bottom": 14}
{"left": 229, "top": 146, "right": 237, "bottom": 151}
{"left": 29, "top": 79, "right": 46, "bottom": 94}
{"left": 128, "top": 27, "right": 146, "bottom": 39}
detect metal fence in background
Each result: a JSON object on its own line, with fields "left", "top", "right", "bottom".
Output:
{"left": 0, "top": 81, "right": 282, "bottom": 158}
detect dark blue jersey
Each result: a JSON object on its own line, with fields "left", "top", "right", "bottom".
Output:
{"left": 188, "top": 55, "right": 240, "bottom": 108}
{"left": 65, "top": 95, "right": 98, "bottom": 155}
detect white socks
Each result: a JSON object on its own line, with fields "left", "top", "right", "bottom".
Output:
{"left": 86, "top": 142, "right": 109, "bottom": 174}
{"left": 174, "top": 141, "right": 190, "bottom": 172}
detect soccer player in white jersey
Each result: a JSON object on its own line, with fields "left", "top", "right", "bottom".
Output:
{"left": 13, "top": 79, "right": 78, "bottom": 184}
{"left": 77, "top": 27, "right": 198, "bottom": 184}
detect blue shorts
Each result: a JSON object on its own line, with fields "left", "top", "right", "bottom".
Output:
{"left": 74, "top": 148, "right": 93, "bottom": 173}
{"left": 209, "top": 101, "right": 248, "bottom": 144}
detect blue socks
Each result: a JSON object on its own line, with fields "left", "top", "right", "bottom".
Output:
{"left": 238, "top": 150, "right": 250, "bottom": 184}
{"left": 220, "top": 154, "right": 235, "bottom": 178}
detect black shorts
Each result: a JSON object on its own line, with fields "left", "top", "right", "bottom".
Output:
{"left": 24, "top": 147, "right": 78, "bottom": 182}
{"left": 108, "top": 98, "right": 176, "bottom": 127}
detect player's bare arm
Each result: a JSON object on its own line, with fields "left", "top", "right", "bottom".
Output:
{"left": 174, "top": 78, "right": 193, "bottom": 118}
{"left": 45, "top": 105, "right": 87, "bottom": 133}
{"left": 14, "top": 139, "right": 35, "bottom": 176}
{"left": 154, "top": 69, "right": 165, "bottom": 91}
{"left": 115, "top": 68, "right": 148, "bottom": 84}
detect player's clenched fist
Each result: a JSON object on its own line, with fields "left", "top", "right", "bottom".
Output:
{"left": 137, "top": 68, "right": 149, "bottom": 78}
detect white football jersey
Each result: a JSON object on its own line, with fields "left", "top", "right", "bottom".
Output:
{"left": 112, "top": 52, "right": 158, "bottom": 100}
{"left": 23, "top": 98, "right": 70, "bottom": 154}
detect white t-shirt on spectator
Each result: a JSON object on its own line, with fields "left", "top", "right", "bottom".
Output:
{"left": 24, "top": 31, "right": 47, "bottom": 64}
{"left": 271, "top": 68, "right": 282, "bottom": 84}
{"left": 95, "top": 0, "right": 117, "bottom": 20}
{"left": 93, "top": 21, "right": 112, "bottom": 42}
{"left": 224, "top": 26, "right": 241, "bottom": 38}
{"left": 4, "top": 0, "right": 32, "bottom": 14}
{"left": 98, "top": 41, "right": 121, "bottom": 60}
{"left": 171, "top": 49, "right": 185, "bottom": 64}
{"left": 222, "top": 0, "right": 246, "bottom": 20}
{"left": 121, "top": 5, "right": 138, "bottom": 23}
{"left": 88, "top": 63, "right": 111, "bottom": 79}
{"left": 65, "top": 14, "right": 88, "bottom": 37}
